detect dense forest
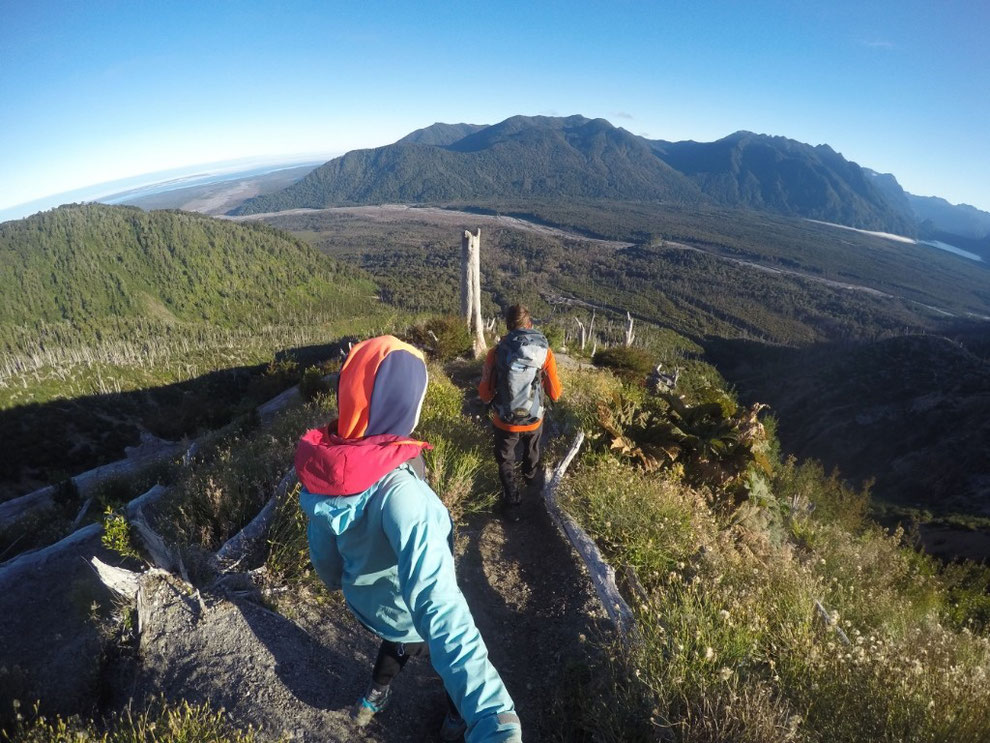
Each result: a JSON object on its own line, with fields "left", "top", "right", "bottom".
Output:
{"left": 266, "top": 203, "right": 990, "bottom": 344}
{"left": 0, "top": 204, "right": 375, "bottom": 356}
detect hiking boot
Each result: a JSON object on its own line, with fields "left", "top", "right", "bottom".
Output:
{"left": 439, "top": 710, "right": 467, "bottom": 741}
{"left": 351, "top": 684, "right": 392, "bottom": 726}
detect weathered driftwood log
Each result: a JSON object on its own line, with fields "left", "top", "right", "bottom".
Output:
{"left": 256, "top": 386, "right": 302, "bottom": 425}
{"left": 214, "top": 468, "right": 297, "bottom": 569}
{"left": 90, "top": 556, "right": 141, "bottom": 602}
{"left": 130, "top": 509, "right": 182, "bottom": 576}
{"left": 2, "top": 372, "right": 331, "bottom": 538}
{"left": 0, "top": 439, "right": 183, "bottom": 527}
{"left": 542, "top": 431, "right": 636, "bottom": 636}
{"left": 0, "top": 523, "right": 102, "bottom": 579}
{"left": 125, "top": 483, "right": 169, "bottom": 518}
{"left": 71, "top": 497, "right": 94, "bottom": 530}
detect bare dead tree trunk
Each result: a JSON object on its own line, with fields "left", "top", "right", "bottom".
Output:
{"left": 625, "top": 311, "right": 636, "bottom": 347}
{"left": 460, "top": 231, "right": 473, "bottom": 322}
{"left": 575, "top": 318, "right": 587, "bottom": 350}
{"left": 461, "top": 228, "right": 486, "bottom": 358}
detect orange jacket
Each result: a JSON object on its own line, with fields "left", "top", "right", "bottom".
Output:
{"left": 478, "top": 343, "right": 562, "bottom": 432}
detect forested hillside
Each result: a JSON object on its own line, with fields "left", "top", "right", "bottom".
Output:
{"left": 0, "top": 204, "right": 385, "bottom": 499}
{"left": 0, "top": 203, "right": 372, "bottom": 355}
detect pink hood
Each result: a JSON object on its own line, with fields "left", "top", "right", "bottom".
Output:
{"left": 294, "top": 422, "right": 431, "bottom": 497}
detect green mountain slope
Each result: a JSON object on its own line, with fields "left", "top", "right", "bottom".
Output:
{"left": 233, "top": 116, "right": 916, "bottom": 235}
{"left": 0, "top": 203, "right": 372, "bottom": 353}
{"left": 231, "top": 115, "right": 706, "bottom": 214}
{"left": 652, "top": 132, "right": 915, "bottom": 234}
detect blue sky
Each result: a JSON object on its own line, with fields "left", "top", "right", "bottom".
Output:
{"left": 2, "top": 0, "right": 988, "bottom": 217}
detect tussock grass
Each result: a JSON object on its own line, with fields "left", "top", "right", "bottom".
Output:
{"left": 554, "top": 371, "right": 990, "bottom": 743}
{"left": 419, "top": 363, "right": 498, "bottom": 520}
{"left": 2, "top": 697, "right": 269, "bottom": 742}
{"left": 159, "top": 396, "right": 334, "bottom": 564}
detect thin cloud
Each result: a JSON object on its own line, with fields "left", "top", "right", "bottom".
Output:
{"left": 615, "top": 111, "right": 634, "bottom": 119}
{"left": 862, "top": 39, "right": 895, "bottom": 49}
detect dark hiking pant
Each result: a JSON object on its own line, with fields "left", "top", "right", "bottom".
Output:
{"left": 493, "top": 422, "right": 544, "bottom": 504}
{"left": 371, "top": 639, "right": 458, "bottom": 714}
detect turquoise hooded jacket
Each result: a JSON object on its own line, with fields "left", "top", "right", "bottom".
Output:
{"left": 296, "top": 336, "right": 521, "bottom": 743}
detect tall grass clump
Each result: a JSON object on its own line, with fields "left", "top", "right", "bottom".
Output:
{"left": 553, "top": 366, "right": 990, "bottom": 743}
{"left": 3, "top": 697, "right": 266, "bottom": 742}
{"left": 418, "top": 363, "right": 496, "bottom": 519}
{"left": 159, "top": 396, "right": 333, "bottom": 563}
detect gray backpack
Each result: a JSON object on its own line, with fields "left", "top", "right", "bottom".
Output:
{"left": 493, "top": 329, "right": 549, "bottom": 425}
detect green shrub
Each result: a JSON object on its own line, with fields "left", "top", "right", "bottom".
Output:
{"left": 775, "top": 456, "right": 869, "bottom": 533}
{"left": 541, "top": 322, "right": 565, "bottom": 351}
{"left": 405, "top": 315, "right": 472, "bottom": 361}
{"left": 101, "top": 507, "right": 141, "bottom": 562}
{"left": 4, "top": 697, "right": 266, "bottom": 742}
{"left": 592, "top": 346, "right": 654, "bottom": 382}
{"left": 298, "top": 366, "right": 332, "bottom": 401}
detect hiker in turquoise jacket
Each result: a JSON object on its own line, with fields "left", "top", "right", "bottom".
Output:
{"left": 295, "top": 335, "right": 522, "bottom": 743}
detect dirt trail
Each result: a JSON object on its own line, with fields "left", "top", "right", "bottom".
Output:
{"left": 124, "top": 497, "right": 606, "bottom": 742}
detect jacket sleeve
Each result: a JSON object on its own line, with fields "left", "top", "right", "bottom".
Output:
{"left": 382, "top": 478, "right": 522, "bottom": 743}
{"left": 542, "top": 349, "right": 562, "bottom": 402}
{"left": 478, "top": 348, "right": 497, "bottom": 404}
{"left": 299, "top": 487, "right": 344, "bottom": 590}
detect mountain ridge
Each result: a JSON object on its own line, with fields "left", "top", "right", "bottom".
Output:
{"left": 233, "top": 116, "right": 915, "bottom": 234}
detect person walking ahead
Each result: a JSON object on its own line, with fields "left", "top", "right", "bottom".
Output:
{"left": 295, "top": 335, "right": 522, "bottom": 742}
{"left": 478, "top": 305, "right": 562, "bottom": 521}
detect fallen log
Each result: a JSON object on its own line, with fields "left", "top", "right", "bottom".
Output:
{"left": 214, "top": 468, "right": 297, "bottom": 569}
{"left": 0, "top": 523, "right": 102, "bottom": 583}
{"left": 90, "top": 556, "right": 141, "bottom": 602}
{"left": 542, "top": 431, "right": 636, "bottom": 637}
